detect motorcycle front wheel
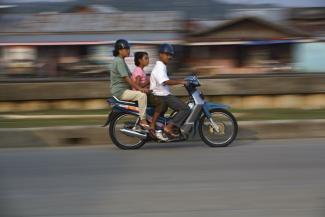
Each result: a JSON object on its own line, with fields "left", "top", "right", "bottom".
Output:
{"left": 198, "top": 108, "right": 238, "bottom": 147}
{"left": 109, "top": 112, "right": 146, "bottom": 150}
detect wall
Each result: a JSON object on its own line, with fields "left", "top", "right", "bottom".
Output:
{"left": 294, "top": 42, "right": 325, "bottom": 73}
{"left": 1, "top": 75, "right": 325, "bottom": 111}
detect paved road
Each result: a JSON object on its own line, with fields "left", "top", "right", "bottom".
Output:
{"left": 1, "top": 139, "right": 325, "bottom": 217}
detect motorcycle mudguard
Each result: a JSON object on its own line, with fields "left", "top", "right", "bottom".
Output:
{"left": 102, "top": 111, "right": 118, "bottom": 127}
{"left": 102, "top": 106, "right": 140, "bottom": 127}
{"left": 202, "top": 102, "right": 230, "bottom": 118}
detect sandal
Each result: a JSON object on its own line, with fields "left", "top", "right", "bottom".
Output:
{"left": 139, "top": 121, "right": 150, "bottom": 130}
{"left": 163, "top": 127, "right": 179, "bottom": 138}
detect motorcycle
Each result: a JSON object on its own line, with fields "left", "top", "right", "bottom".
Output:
{"left": 103, "top": 75, "right": 238, "bottom": 149}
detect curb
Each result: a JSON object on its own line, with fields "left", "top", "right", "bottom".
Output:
{"left": 1, "top": 119, "right": 325, "bottom": 148}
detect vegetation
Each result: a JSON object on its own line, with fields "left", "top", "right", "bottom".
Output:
{"left": 1, "top": 108, "right": 325, "bottom": 128}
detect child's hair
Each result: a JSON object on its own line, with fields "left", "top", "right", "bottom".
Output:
{"left": 134, "top": 52, "right": 148, "bottom": 66}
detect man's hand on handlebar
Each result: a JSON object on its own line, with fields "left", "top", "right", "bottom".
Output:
{"left": 182, "top": 80, "right": 189, "bottom": 86}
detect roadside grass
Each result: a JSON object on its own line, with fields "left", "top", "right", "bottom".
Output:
{"left": 232, "top": 108, "right": 325, "bottom": 121}
{"left": 0, "top": 109, "right": 109, "bottom": 116}
{"left": 1, "top": 108, "right": 325, "bottom": 128}
{"left": 0, "top": 118, "right": 104, "bottom": 128}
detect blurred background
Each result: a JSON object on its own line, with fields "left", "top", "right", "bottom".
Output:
{"left": 1, "top": 0, "right": 325, "bottom": 129}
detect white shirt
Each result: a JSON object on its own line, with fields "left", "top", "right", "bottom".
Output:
{"left": 150, "top": 61, "right": 171, "bottom": 96}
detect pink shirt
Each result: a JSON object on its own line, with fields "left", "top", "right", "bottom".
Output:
{"left": 131, "top": 67, "right": 147, "bottom": 89}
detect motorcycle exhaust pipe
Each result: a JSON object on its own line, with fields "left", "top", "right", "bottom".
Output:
{"left": 120, "top": 128, "right": 147, "bottom": 139}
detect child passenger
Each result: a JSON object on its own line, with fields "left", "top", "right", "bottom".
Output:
{"left": 131, "top": 52, "right": 150, "bottom": 89}
{"left": 132, "top": 51, "right": 168, "bottom": 141}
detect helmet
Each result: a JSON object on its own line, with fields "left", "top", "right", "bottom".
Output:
{"left": 159, "top": 43, "right": 174, "bottom": 55}
{"left": 114, "top": 39, "right": 130, "bottom": 50}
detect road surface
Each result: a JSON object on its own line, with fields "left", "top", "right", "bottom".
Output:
{"left": 0, "top": 139, "right": 325, "bottom": 217}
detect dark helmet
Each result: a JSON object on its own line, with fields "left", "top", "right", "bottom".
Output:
{"left": 114, "top": 39, "right": 130, "bottom": 50}
{"left": 159, "top": 43, "right": 174, "bottom": 55}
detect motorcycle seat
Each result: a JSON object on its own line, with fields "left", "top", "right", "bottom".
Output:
{"left": 107, "top": 96, "right": 156, "bottom": 112}
{"left": 107, "top": 96, "right": 138, "bottom": 106}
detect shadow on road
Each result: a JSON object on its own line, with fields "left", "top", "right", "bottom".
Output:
{"left": 141, "top": 142, "right": 202, "bottom": 150}
{"left": 139, "top": 139, "right": 256, "bottom": 150}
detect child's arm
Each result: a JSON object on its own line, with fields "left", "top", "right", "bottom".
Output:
{"left": 135, "top": 76, "right": 150, "bottom": 88}
{"left": 124, "top": 76, "right": 149, "bottom": 93}
{"left": 143, "top": 76, "right": 150, "bottom": 88}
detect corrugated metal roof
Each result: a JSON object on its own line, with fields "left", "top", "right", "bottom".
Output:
{"left": 0, "top": 12, "right": 184, "bottom": 45}
{"left": 189, "top": 16, "right": 311, "bottom": 38}
{"left": 228, "top": 8, "right": 288, "bottom": 22}
{"left": 0, "top": 33, "right": 182, "bottom": 45}
{"left": 0, "top": 12, "right": 183, "bottom": 33}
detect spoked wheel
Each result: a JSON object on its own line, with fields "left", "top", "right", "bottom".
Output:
{"left": 109, "top": 113, "right": 146, "bottom": 150}
{"left": 198, "top": 108, "right": 238, "bottom": 147}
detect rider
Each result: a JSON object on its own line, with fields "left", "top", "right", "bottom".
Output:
{"left": 150, "top": 43, "right": 191, "bottom": 137}
{"left": 110, "top": 39, "right": 150, "bottom": 129}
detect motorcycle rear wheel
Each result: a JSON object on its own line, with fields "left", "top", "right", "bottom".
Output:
{"left": 109, "top": 113, "right": 146, "bottom": 150}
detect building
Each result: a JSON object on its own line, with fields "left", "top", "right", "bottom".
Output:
{"left": 0, "top": 11, "right": 184, "bottom": 78}
{"left": 182, "top": 16, "right": 312, "bottom": 75}
{"left": 1, "top": 9, "right": 324, "bottom": 79}
{"left": 289, "top": 8, "right": 325, "bottom": 73}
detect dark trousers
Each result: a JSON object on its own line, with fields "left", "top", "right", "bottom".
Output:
{"left": 162, "top": 95, "right": 191, "bottom": 128}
